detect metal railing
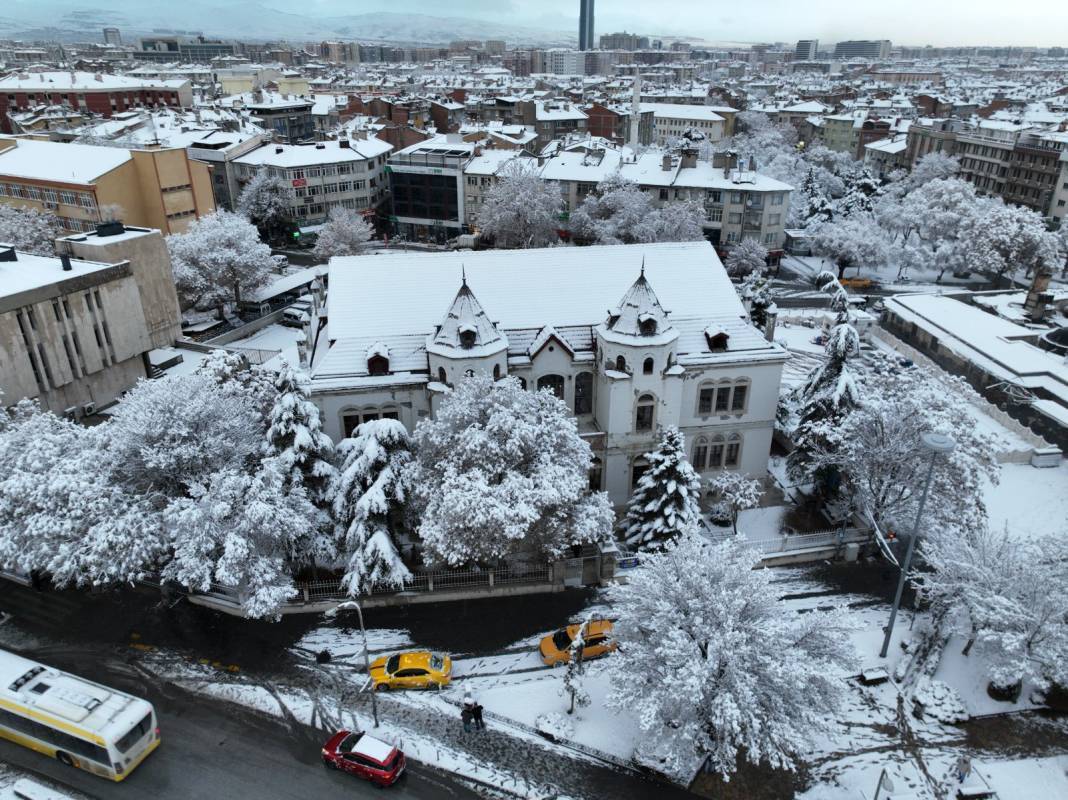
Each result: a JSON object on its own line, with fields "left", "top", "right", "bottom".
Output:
{"left": 707, "top": 526, "right": 870, "bottom": 555}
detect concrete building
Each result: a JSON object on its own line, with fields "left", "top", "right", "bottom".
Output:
{"left": 0, "top": 137, "right": 215, "bottom": 235}
{"left": 245, "top": 95, "right": 315, "bottom": 144}
{"left": 0, "top": 71, "right": 191, "bottom": 134}
{"left": 1052, "top": 150, "right": 1068, "bottom": 226}
{"left": 517, "top": 100, "right": 588, "bottom": 149}
{"left": 103, "top": 27, "right": 122, "bottom": 46}
{"left": 640, "top": 102, "right": 727, "bottom": 145}
{"left": 833, "top": 40, "right": 892, "bottom": 60}
{"left": 184, "top": 129, "right": 269, "bottom": 211}
{"left": 309, "top": 242, "right": 787, "bottom": 506}
{"left": 135, "top": 36, "right": 235, "bottom": 63}
{"left": 0, "top": 225, "right": 181, "bottom": 416}
{"left": 579, "top": 0, "right": 595, "bottom": 51}
{"left": 584, "top": 103, "right": 654, "bottom": 147}
{"left": 904, "top": 118, "right": 964, "bottom": 167}
{"left": 600, "top": 32, "right": 644, "bottom": 50}
{"left": 388, "top": 135, "right": 476, "bottom": 242}
{"left": 794, "top": 40, "right": 819, "bottom": 60}
{"left": 233, "top": 136, "right": 392, "bottom": 228}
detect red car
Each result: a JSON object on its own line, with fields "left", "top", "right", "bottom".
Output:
{"left": 321, "top": 729, "right": 406, "bottom": 787}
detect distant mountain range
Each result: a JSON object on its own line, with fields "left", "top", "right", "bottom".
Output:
{"left": 0, "top": 1, "right": 576, "bottom": 46}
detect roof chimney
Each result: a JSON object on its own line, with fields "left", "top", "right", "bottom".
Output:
{"left": 339, "top": 139, "right": 350, "bottom": 148}
{"left": 661, "top": 153, "right": 673, "bottom": 171}
{"left": 61, "top": 254, "right": 73, "bottom": 271}
{"left": 95, "top": 221, "right": 125, "bottom": 237}
{"left": 275, "top": 146, "right": 284, "bottom": 154}
{"left": 0, "top": 246, "right": 16, "bottom": 262}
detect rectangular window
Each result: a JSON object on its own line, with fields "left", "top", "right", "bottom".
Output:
{"left": 731, "top": 385, "right": 747, "bottom": 412}
{"left": 714, "top": 386, "right": 730, "bottom": 412}
{"left": 698, "top": 387, "right": 715, "bottom": 414}
{"left": 693, "top": 442, "right": 708, "bottom": 470}
{"left": 337, "top": 164, "right": 352, "bottom": 175}
{"left": 78, "top": 194, "right": 95, "bottom": 209}
{"left": 323, "top": 183, "right": 338, "bottom": 195}
{"left": 725, "top": 441, "right": 740, "bottom": 467}
{"left": 710, "top": 208, "right": 723, "bottom": 222}
{"left": 337, "top": 181, "right": 352, "bottom": 192}
{"left": 709, "top": 442, "right": 724, "bottom": 468}
{"left": 771, "top": 193, "right": 784, "bottom": 205}
{"left": 635, "top": 404, "right": 654, "bottom": 431}
{"left": 769, "top": 214, "right": 781, "bottom": 225}
{"left": 728, "top": 212, "right": 742, "bottom": 224}
{"left": 731, "top": 192, "right": 743, "bottom": 204}
{"left": 764, "top": 233, "right": 775, "bottom": 244}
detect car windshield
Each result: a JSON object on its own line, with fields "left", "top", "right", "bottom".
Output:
{"left": 385, "top": 655, "right": 400, "bottom": 674}
{"left": 430, "top": 654, "right": 445, "bottom": 671}
{"left": 552, "top": 630, "right": 572, "bottom": 650}
{"left": 338, "top": 732, "right": 360, "bottom": 753}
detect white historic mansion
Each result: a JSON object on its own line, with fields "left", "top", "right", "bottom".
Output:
{"left": 309, "top": 241, "right": 787, "bottom": 506}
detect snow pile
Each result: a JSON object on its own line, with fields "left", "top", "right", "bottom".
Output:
{"left": 534, "top": 711, "right": 574, "bottom": 741}
{"left": 914, "top": 678, "right": 968, "bottom": 724}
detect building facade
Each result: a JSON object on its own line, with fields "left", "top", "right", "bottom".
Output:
{"left": 794, "top": 40, "right": 819, "bottom": 60}
{"left": 388, "top": 135, "right": 476, "bottom": 242}
{"left": 309, "top": 242, "right": 786, "bottom": 506}
{"left": 833, "top": 40, "right": 892, "bottom": 60}
{"left": 579, "top": 0, "right": 596, "bottom": 51}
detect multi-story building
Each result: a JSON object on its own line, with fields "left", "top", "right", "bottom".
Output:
{"left": 1053, "top": 150, "right": 1068, "bottom": 226}
{"left": 0, "top": 137, "right": 215, "bottom": 235}
{"left": 794, "top": 40, "right": 819, "bottom": 60}
{"left": 584, "top": 103, "right": 654, "bottom": 147}
{"left": 833, "top": 40, "right": 892, "bottom": 60}
{"left": 462, "top": 149, "right": 535, "bottom": 229}
{"left": 184, "top": 129, "right": 269, "bottom": 211}
{"left": 1003, "top": 130, "right": 1068, "bottom": 218}
{"left": 904, "top": 118, "right": 964, "bottom": 167}
{"left": 579, "top": 0, "right": 596, "bottom": 51}
{"left": 600, "top": 32, "right": 643, "bottom": 50}
{"left": 309, "top": 242, "right": 787, "bottom": 506}
{"left": 103, "top": 27, "right": 122, "bottom": 46}
{"left": 245, "top": 95, "right": 315, "bottom": 144}
{"left": 957, "top": 120, "right": 1034, "bottom": 201}
{"left": 387, "top": 135, "right": 476, "bottom": 242}
{"left": 0, "top": 71, "right": 191, "bottom": 134}
{"left": 0, "top": 224, "right": 182, "bottom": 416}
{"left": 640, "top": 102, "right": 727, "bottom": 145}
{"left": 233, "top": 136, "right": 392, "bottom": 228}
{"left": 516, "top": 100, "right": 588, "bottom": 149}
{"left": 135, "top": 36, "right": 236, "bottom": 63}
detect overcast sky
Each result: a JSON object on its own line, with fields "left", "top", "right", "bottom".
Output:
{"left": 302, "top": 0, "right": 1066, "bottom": 47}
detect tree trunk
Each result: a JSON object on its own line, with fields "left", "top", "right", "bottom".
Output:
{"left": 837, "top": 258, "right": 848, "bottom": 279}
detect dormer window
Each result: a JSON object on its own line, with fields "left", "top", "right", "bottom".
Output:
{"left": 638, "top": 314, "right": 658, "bottom": 336}
{"left": 367, "top": 355, "right": 389, "bottom": 376}
{"left": 705, "top": 328, "right": 730, "bottom": 352}
{"left": 458, "top": 326, "right": 477, "bottom": 349}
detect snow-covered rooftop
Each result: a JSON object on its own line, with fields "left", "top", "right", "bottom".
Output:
{"left": 0, "top": 248, "right": 121, "bottom": 300}
{"left": 0, "top": 70, "right": 180, "bottom": 92}
{"left": 639, "top": 103, "right": 725, "bottom": 122}
{"left": 234, "top": 138, "right": 391, "bottom": 168}
{"left": 0, "top": 137, "right": 131, "bottom": 184}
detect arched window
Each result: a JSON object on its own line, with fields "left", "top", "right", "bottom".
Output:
{"left": 731, "top": 380, "right": 750, "bottom": 413}
{"left": 692, "top": 436, "right": 709, "bottom": 470}
{"left": 589, "top": 455, "right": 603, "bottom": 491}
{"left": 574, "top": 371, "right": 593, "bottom": 415}
{"left": 642, "top": 357, "right": 654, "bottom": 375}
{"left": 381, "top": 407, "right": 400, "bottom": 421}
{"left": 537, "top": 374, "right": 565, "bottom": 400}
{"left": 517, "top": 376, "right": 528, "bottom": 390}
{"left": 367, "top": 354, "right": 389, "bottom": 376}
{"left": 342, "top": 411, "right": 361, "bottom": 438}
{"left": 635, "top": 393, "right": 655, "bottom": 432}
{"left": 493, "top": 363, "right": 501, "bottom": 380}
{"left": 725, "top": 433, "right": 742, "bottom": 467}
{"left": 437, "top": 367, "right": 447, "bottom": 384}
{"left": 709, "top": 434, "right": 725, "bottom": 468}
{"left": 714, "top": 380, "right": 732, "bottom": 413}
{"left": 615, "top": 355, "right": 627, "bottom": 373}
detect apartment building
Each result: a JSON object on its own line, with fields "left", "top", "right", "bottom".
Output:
{"left": 957, "top": 121, "right": 1034, "bottom": 202}
{"left": 0, "top": 71, "right": 191, "bottom": 134}
{"left": 387, "top": 135, "right": 476, "bottom": 243}
{"left": 833, "top": 40, "right": 892, "bottom": 60}
{"left": 1002, "top": 130, "right": 1068, "bottom": 218}
{"left": 904, "top": 118, "right": 964, "bottom": 167}
{"left": 233, "top": 136, "right": 392, "bottom": 228}
{"left": 0, "top": 137, "right": 215, "bottom": 235}
{"left": 1053, "top": 150, "right": 1068, "bottom": 226}
{"left": 0, "top": 225, "right": 181, "bottom": 416}
{"left": 640, "top": 103, "right": 727, "bottom": 145}
{"left": 584, "top": 103, "right": 654, "bottom": 147}
{"left": 516, "top": 100, "right": 588, "bottom": 150}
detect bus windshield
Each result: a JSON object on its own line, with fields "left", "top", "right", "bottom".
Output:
{"left": 116, "top": 712, "right": 153, "bottom": 754}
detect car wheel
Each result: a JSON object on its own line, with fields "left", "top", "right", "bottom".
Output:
{"left": 375, "top": 682, "right": 389, "bottom": 691}
{"left": 56, "top": 752, "right": 74, "bottom": 767}
{"left": 323, "top": 756, "right": 338, "bottom": 769}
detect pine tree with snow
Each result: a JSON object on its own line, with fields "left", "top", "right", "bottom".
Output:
{"left": 724, "top": 237, "right": 769, "bottom": 277}
{"left": 408, "top": 374, "right": 614, "bottom": 566}
{"left": 166, "top": 210, "right": 275, "bottom": 309}
{"left": 237, "top": 171, "right": 293, "bottom": 243}
{"left": 312, "top": 207, "right": 374, "bottom": 260}
{"left": 741, "top": 270, "right": 774, "bottom": 330}
{"left": 704, "top": 471, "right": 763, "bottom": 536}
{"left": 196, "top": 349, "right": 279, "bottom": 420}
{"left": 476, "top": 159, "right": 563, "bottom": 249}
{"left": 836, "top": 165, "right": 881, "bottom": 219}
{"left": 603, "top": 535, "right": 856, "bottom": 780}
{"left": 622, "top": 427, "right": 703, "bottom": 552}
{"left": 0, "top": 204, "right": 62, "bottom": 255}
{"left": 799, "top": 167, "right": 834, "bottom": 224}
{"left": 332, "top": 419, "right": 413, "bottom": 596}
{"left": 266, "top": 362, "right": 337, "bottom": 506}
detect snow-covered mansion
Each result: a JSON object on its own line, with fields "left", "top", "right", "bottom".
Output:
{"left": 309, "top": 242, "right": 787, "bottom": 506}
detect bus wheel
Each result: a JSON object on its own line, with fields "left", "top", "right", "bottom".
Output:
{"left": 57, "top": 752, "right": 74, "bottom": 767}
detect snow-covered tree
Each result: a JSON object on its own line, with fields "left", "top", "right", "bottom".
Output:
{"left": 704, "top": 471, "right": 763, "bottom": 536}
{"left": 797, "top": 167, "right": 834, "bottom": 224}
{"left": 237, "top": 171, "right": 292, "bottom": 243}
{"left": 407, "top": 374, "right": 614, "bottom": 566}
{"left": 332, "top": 420, "right": 413, "bottom": 596}
{"left": 604, "top": 535, "right": 856, "bottom": 779}
{"left": 166, "top": 210, "right": 275, "bottom": 308}
{"left": 724, "top": 237, "right": 768, "bottom": 277}
{"left": 196, "top": 349, "right": 279, "bottom": 419}
{"left": 835, "top": 165, "right": 882, "bottom": 219}
{"left": 810, "top": 215, "right": 890, "bottom": 279}
{"left": 266, "top": 363, "right": 337, "bottom": 505}
{"left": 621, "top": 427, "right": 702, "bottom": 552}
{"left": 569, "top": 173, "right": 703, "bottom": 245}
{"left": 562, "top": 614, "right": 592, "bottom": 714}
{"left": 163, "top": 456, "right": 312, "bottom": 618}
{"left": 741, "top": 270, "right": 774, "bottom": 330}
{"left": 476, "top": 160, "right": 562, "bottom": 249}
{"left": 0, "top": 204, "right": 62, "bottom": 254}
{"left": 106, "top": 370, "right": 264, "bottom": 497}
{"left": 918, "top": 528, "right": 1068, "bottom": 691}
{"left": 906, "top": 152, "right": 960, "bottom": 189}
{"left": 960, "top": 199, "right": 1060, "bottom": 286}
{"left": 312, "top": 207, "right": 373, "bottom": 260}
{"left": 812, "top": 355, "right": 1000, "bottom": 541}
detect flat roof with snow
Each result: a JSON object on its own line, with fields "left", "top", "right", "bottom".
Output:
{"left": 0, "top": 137, "right": 131, "bottom": 184}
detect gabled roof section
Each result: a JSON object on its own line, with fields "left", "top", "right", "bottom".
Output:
{"left": 528, "top": 325, "right": 575, "bottom": 359}
{"left": 428, "top": 276, "right": 507, "bottom": 357}
{"left": 604, "top": 266, "right": 673, "bottom": 339}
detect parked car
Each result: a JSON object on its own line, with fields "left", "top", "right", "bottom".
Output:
{"left": 280, "top": 302, "right": 311, "bottom": 328}
{"left": 539, "top": 620, "right": 616, "bottom": 666}
{"left": 321, "top": 729, "right": 405, "bottom": 786}
{"left": 369, "top": 651, "right": 452, "bottom": 691}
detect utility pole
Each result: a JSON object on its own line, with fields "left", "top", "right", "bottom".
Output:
{"left": 879, "top": 432, "right": 956, "bottom": 659}
{"left": 333, "top": 600, "right": 379, "bottom": 728}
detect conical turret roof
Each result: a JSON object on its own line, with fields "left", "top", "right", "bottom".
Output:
{"left": 604, "top": 265, "right": 673, "bottom": 338}
{"left": 428, "top": 276, "right": 507, "bottom": 356}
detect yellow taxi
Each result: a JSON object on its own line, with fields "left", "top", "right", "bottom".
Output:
{"left": 539, "top": 620, "right": 617, "bottom": 666}
{"left": 369, "top": 651, "right": 452, "bottom": 691}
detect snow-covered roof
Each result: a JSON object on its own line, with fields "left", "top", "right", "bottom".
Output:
{"left": 0, "top": 248, "right": 120, "bottom": 299}
{"left": 234, "top": 138, "right": 391, "bottom": 168}
{"left": 639, "top": 103, "right": 725, "bottom": 123}
{"left": 864, "top": 137, "right": 908, "bottom": 154}
{"left": 0, "top": 137, "right": 131, "bottom": 184}
{"left": 427, "top": 278, "right": 507, "bottom": 357}
{"left": 0, "top": 71, "right": 181, "bottom": 92}
{"left": 603, "top": 271, "right": 674, "bottom": 339}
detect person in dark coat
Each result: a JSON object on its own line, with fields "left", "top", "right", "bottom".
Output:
{"left": 461, "top": 705, "right": 473, "bottom": 733}
{"left": 472, "top": 702, "right": 485, "bottom": 731}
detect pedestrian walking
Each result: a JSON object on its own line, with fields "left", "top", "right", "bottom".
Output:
{"left": 461, "top": 705, "right": 473, "bottom": 733}
{"left": 472, "top": 701, "right": 485, "bottom": 732}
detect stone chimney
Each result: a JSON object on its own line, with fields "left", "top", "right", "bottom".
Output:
{"left": 764, "top": 305, "right": 778, "bottom": 342}
{"left": 1023, "top": 268, "right": 1053, "bottom": 322}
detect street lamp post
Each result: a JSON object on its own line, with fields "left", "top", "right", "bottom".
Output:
{"left": 879, "top": 432, "right": 956, "bottom": 659}
{"left": 334, "top": 600, "right": 379, "bottom": 728}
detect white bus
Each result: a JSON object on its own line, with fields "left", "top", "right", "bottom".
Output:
{"left": 0, "top": 650, "right": 159, "bottom": 781}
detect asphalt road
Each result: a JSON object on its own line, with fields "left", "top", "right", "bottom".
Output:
{"left": 0, "top": 650, "right": 481, "bottom": 800}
